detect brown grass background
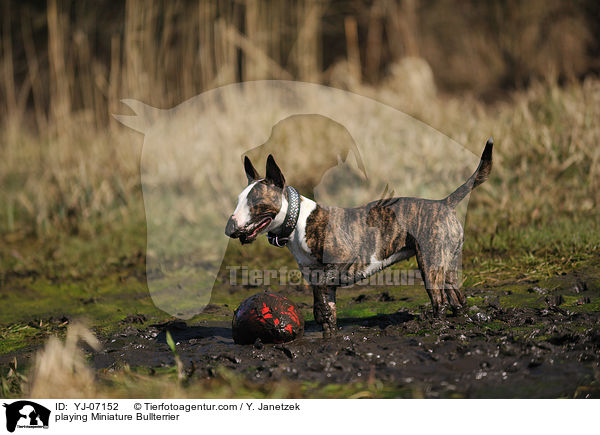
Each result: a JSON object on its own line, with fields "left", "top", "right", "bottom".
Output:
{"left": 0, "top": 0, "right": 598, "bottom": 240}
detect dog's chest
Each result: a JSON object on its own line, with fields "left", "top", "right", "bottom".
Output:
{"left": 287, "top": 199, "right": 319, "bottom": 267}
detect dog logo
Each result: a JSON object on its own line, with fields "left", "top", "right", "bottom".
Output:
{"left": 115, "top": 80, "right": 479, "bottom": 319}
{"left": 3, "top": 401, "right": 50, "bottom": 432}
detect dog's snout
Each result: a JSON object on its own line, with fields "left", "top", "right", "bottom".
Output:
{"left": 225, "top": 216, "right": 239, "bottom": 237}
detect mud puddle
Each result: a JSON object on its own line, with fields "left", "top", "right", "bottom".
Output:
{"left": 2, "top": 269, "right": 598, "bottom": 398}
{"left": 94, "top": 301, "right": 600, "bottom": 398}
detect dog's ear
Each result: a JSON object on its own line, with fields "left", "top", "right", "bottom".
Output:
{"left": 244, "top": 156, "right": 260, "bottom": 184}
{"left": 265, "top": 154, "right": 285, "bottom": 188}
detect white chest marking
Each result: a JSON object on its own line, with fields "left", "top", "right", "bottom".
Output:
{"left": 287, "top": 197, "right": 317, "bottom": 267}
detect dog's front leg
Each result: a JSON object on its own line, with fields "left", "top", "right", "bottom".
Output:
{"left": 312, "top": 285, "right": 337, "bottom": 338}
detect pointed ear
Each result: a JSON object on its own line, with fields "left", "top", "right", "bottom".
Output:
{"left": 265, "top": 155, "right": 285, "bottom": 188}
{"left": 112, "top": 99, "right": 163, "bottom": 133}
{"left": 244, "top": 156, "right": 260, "bottom": 184}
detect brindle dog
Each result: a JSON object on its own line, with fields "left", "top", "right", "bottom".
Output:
{"left": 225, "top": 138, "right": 493, "bottom": 338}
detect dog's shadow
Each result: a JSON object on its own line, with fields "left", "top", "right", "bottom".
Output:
{"left": 154, "top": 322, "right": 232, "bottom": 344}
{"left": 153, "top": 311, "right": 414, "bottom": 344}
{"left": 306, "top": 310, "right": 415, "bottom": 332}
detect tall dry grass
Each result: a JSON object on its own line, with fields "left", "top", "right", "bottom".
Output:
{"left": 0, "top": 0, "right": 598, "bottom": 241}
{"left": 1, "top": 0, "right": 327, "bottom": 238}
{"left": 2, "top": 77, "right": 597, "bottom": 242}
{"left": 28, "top": 322, "right": 100, "bottom": 398}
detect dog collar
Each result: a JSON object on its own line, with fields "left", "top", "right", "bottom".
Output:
{"left": 267, "top": 186, "right": 300, "bottom": 247}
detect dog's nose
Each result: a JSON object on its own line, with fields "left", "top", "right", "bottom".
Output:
{"left": 225, "top": 216, "right": 239, "bottom": 237}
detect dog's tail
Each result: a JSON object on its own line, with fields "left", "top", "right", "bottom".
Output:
{"left": 444, "top": 137, "right": 493, "bottom": 208}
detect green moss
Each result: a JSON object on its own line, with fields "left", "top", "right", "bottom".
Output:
{"left": 0, "top": 324, "right": 47, "bottom": 354}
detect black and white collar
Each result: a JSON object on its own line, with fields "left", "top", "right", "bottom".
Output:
{"left": 267, "top": 186, "right": 300, "bottom": 247}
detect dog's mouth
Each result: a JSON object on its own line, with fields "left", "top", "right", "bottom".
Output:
{"left": 238, "top": 217, "right": 272, "bottom": 244}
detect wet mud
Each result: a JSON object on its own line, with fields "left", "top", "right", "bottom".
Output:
{"left": 92, "top": 279, "right": 600, "bottom": 398}
{"left": 2, "top": 267, "right": 598, "bottom": 398}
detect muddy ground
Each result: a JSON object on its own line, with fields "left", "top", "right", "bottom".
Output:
{"left": 1, "top": 226, "right": 599, "bottom": 398}
{"left": 91, "top": 273, "right": 600, "bottom": 399}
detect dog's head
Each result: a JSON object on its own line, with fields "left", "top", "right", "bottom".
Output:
{"left": 225, "top": 155, "right": 286, "bottom": 244}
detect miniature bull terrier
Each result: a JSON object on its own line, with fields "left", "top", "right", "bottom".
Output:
{"left": 225, "top": 138, "right": 493, "bottom": 338}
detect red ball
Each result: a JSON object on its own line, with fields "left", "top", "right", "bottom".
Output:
{"left": 232, "top": 292, "right": 304, "bottom": 345}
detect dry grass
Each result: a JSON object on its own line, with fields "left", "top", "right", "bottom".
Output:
{"left": 28, "top": 322, "right": 100, "bottom": 398}
{"left": 0, "top": 1, "right": 598, "bottom": 241}
{"left": 1, "top": 77, "right": 598, "bottom": 243}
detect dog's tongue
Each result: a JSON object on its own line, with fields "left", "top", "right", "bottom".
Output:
{"left": 239, "top": 218, "right": 271, "bottom": 245}
{"left": 250, "top": 219, "right": 271, "bottom": 237}
{"left": 251, "top": 219, "right": 270, "bottom": 237}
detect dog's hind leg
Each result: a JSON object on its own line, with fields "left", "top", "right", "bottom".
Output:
{"left": 415, "top": 244, "right": 446, "bottom": 317}
{"left": 416, "top": 246, "right": 444, "bottom": 317}
{"left": 312, "top": 285, "right": 337, "bottom": 338}
{"left": 444, "top": 251, "right": 466, "bottom": 314}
